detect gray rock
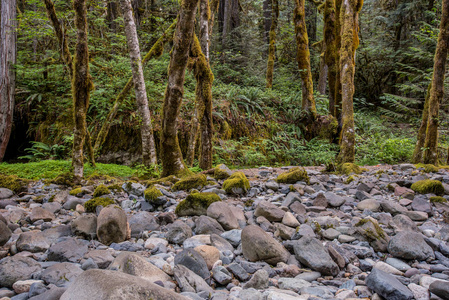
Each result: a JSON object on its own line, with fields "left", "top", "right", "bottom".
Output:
{"left": 388, "top": 231, "right": 434, "bottom": 261}
{"left": 127, "top": 211, "right": 159, "bottom": 238}
{"left": 28, "top": 284, "right": 66, "bottom": 300}
{"left": 84, "top": 249, "right": 115, "bottom": 269}
{"left": 385, "top": 257, "right": 411, "bottom": 272}
{"left": 30, "top": 207, "right": 55, "bottom": 222}
{"left": 324, "top": 192, "right": 346, "bottom": 207}
{"left": 62, "top": 197, "right": 84, "bottom": 210}
{"left": 392, "top": 214, "right": 417, "bottom": 232}
{"left": 295, "top": 271, "right": 321, "bottom": 282}
{"left": 195, "top": 215, "right": 225, "bottom": 235}
{"left": 293, "top": 236, "right": 339, "bottom": 276}
{"left": 429, "top": 280, "right": 449, "bottom": 300}
{"left": 355, "top": 190, "right": 371, "bottom": 201}
{"left": 381, "top": 200, "right": 407, "bottom": 215}
{"left": 42, "top": 202, "right": 61, "bottom": 214}
{"left": 0, "top": 188, "right": 14, "bottom": 199}
{"left": 174, "top": 264, "right": 214, "bottom": 294}
{"left": 300, "top": 286, "right": 334, "bottom": 298}
{"left": 220, "top": 229, "right": 242, "bottom": 247}
{"left": 212, "top": 265, "right": 232, "bottom": 285}
{"left": 357, "top": 199, "right": 380, "bottom": 212}
{"left": 122, "top": 182, "right": 145, "bottom": 196}
{"left": 0, "top": 219, "right": 11, "bottom": 246}
{"left": 365, "top": 268, "right": 413, "bottom": 300}
{"left": 71, "top": 214, "right": 97, "bottom": 240}
{"left": 0, "top": 256, "right": 42, "bottom": 288}
{"left": 40, "top": 262, "right": 83, "bottom": 287}
{"left": 278, "top": 277, "right": 311, "bottom": 292}
{"left": 227, "top": 263, "right": 250, "bottom": 281}
{"left": 47, "top": 238, "right": 89, "bottom": 262}
{"left": 239, "top": 288, "right": 262, "bottom": 300}
{"left": 166, "top": 220, "right": 193, "bottom": 244}
{"left": 254, "top": 201, "right": 285, "bottom": 222}
{"left": 96, "top": 205, "right": 128, "bottom": 245}
{"left": 207, "top": 202, "right": 239, "bottom": 230}
{"left": 243, "top": 269, "right": 269, "bottom": 289}
{"left": 411, "top": 197, "right": 431, "bottom": 214}
{"left": 175, "top": 248, "right": 210, "bottom": 280}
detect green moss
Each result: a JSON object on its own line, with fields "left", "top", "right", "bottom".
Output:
{"left": 276, "top": 167, "right": 309, "bottom": 184}
{"left": 50, "top": 172, "right": 78, "bottom": 187}
{"left": 214, "top": 164, "right": 232, "bottom": 180}
{"left": 144, "top": 186, "right": 163, "bottom": 202}
{"left": 69, "top": 187, "right": 83, "bottom": 196}
{"left": 415, "top": 163, "right": 440, "bottom": 173}
{"left": 411, "top": 179, "right": 444, "bottom": 195}
{"left": 223, "top": 172, "right": 250, "bottom": 194}
{"left": 430, "top": 196, "right": 447, "bottom": 203}
{"left": 108, "top": 184, "right": 123, "bottom": 193}
{"left": 93, "top": 184, "right": 110, "bottom": 197}
{"left": 336, "top": 163, "right": 362, "bottom": 175}
{"left": 244, "top": 199, "right": 254, "bottom": 207}
{"left": 355, "top": 217, "right": 386, "bottom": 240}
{"left": 0, "top": 174, "right": 30, "bottom": 193}
{"left": 84, "top": 197, "right": 115, "bottom": 213}
{"left": 345, "top": 175, "right": 355, "bottom": 184}
{"left": 172, "top": 174, "right": 207, "bottom": 191}
{"left": 146, "top": 175, "right": 179, "bottom": 187}
{"left": 48, "top": 194, "right": 55, "bottom": 202}
{"left": 355, "top": 219, "right": 369, "bottom": 226}
{"left": 175, "top": 192, "right": 221, "bottom": 216}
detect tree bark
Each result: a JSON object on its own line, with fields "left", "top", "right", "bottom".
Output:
{"left": 413, "top": 84, "right": 431, "bottom": 163}
{"left": 336, "top": 0, "right": 363, "bottom": 163}
{"left": 266, "top": 0, "right": 279, "bottom": 88}
{"left": 160, "top": 0, "right": 199, "bottom": 177}
{"left": 72, "top": 0, "right": 93, "bottom": 178}
{"left": 106, "top": 1, "right": 119, "bottom": 33}
{"left": 334, "top": 0, "right": 342, "bottom": 122}
{"left": 324, "top": 0, "right": 337, "bottom": 116}
{"left": 318, "top": 56, "right": 328, "bottom": 95}
{"left": 0, "top": 0, "right": 17, "bottom": 162}
{"left": 263, "top": 0, "right": 271, "bottom": 45}
{"left": 423, "top": 0, "right": 449, "bottom": 165}
{"left": 185, "top": 105, "right": 199, "bottom": 167}
{"left": 119, "top": 0, "right": 157, "bottom": 166}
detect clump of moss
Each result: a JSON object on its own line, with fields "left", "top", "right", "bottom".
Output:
{"left": 411, "top": 179, "right": 444, "bottom": 195}
{"left": 223, "top": 172, "right": 250, "bottom": 194}
{"left": 355, "top": 217, "right": 388, "bottom": 252}
{"left": 244, "top": 199, "right": 254, "bottom": 207}
{"left": 108, "top": 184, "right": 123, "bottom": 193}
{"left": 69, "top": 187, "right": 83, "bottom": 196}
{"left": 276, "top": 167, "right": 309, "bottom": 184}
{"left": 50, "top": 172, "right": 78, "bottom": 187}
{"left": 336, "top": 163, "right": 362, "bottom": 175}
{"left": 214, "top": 164, "right": 232, "bottom": 180}
{"left": 0, "top": 174, "right": 30, "bottom": 193}
{"left": 84, "top": 197, "right": 115, "bottom": 213}
{"left": 172, "top": 174, "right": 207, "bottom": 191}
{"left": 146, "top": 175, "right": 179, "bottom": 187}
{"left": 345, "top": 175, "right": 355, "bottom": 184}
{"left": 144, "top": 186, "right": 163, "bottom": 203}
{"left": 175, "top": 192, "right": 221, "bottom": 216}
{"left": 415, "top": 163, "right": 439, "bottom": 173}
{"left": 93, "top": 184, "right": 110, "bottom": 197}
{"left": 430, "top": 196, "right": 447, "bottom": 203}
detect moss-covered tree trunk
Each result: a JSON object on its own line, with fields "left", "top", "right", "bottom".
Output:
{"left": 266, "top": 0, "right": 278, "bottom": 88}
{"left": 423, "top": 0, "right": 449, "bottom": 165}
{"left": 93, "top": 21, "right": 176, "bottom": 154}
{"left": 72, "top": 0, "right": 93, "bottom": 178}
{"left": 336, "top": 0, "right": 363, "bottom": 163}
{"left": 334, "top": 0, "right": 342, "bottom": 121}
{"left": 161, "top": 0, "right": 199, "bottom": 177}
{"left": 317, "top": 54, "right": 328, "bottom": 95}
{"left": 324, "top": 0, "right": 337, "bottom": 116}
{"left": 294, "top": 0, "right": 316, "bottom": 119}
{"left": 0, "top": 0, "right": 17, "bottom": 162}
{"left": 185, "top": 106, "right": 199, "bottom": 167}
{"left": 119, "top": 0, "right": 157, "bottom": 166}
{"left": 413, "top": 84, "right": 431, "bottom": 163}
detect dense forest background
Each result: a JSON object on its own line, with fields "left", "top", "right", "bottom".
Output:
{"left": 4, "top": 0, "right": 449, "bottom": 169}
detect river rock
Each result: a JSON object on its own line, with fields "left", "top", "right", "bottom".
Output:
{"left": 47, "top": 237, "right": 89, "bottom": 262}
{"left": 207, "top": 202, "right": 239, "bottom": 230}
{"left": 96, "top": 205, "right": 128, "bottom": 245}
{"left": 0, "top": 256, "right": 42, "bottom": 288}
{"left": 40, "top": 262, "right": 83, "bottom": 287}
{"left": 71, "top": 214, "right": 97, "bottom": 240}
{"left": 254, "top": 201, "right": 285, "bottom": 222}
{"left": 127, "top": 211, "right": 159, "bottom": 238}
{"left": 166, "top": 220, "right": 193, "bottom": 244}
{"left": 174, "top": 248, "right": 210, "bottom": 280}
{"left": 293, "top": 236, "right": 339, "bottom": 276}
{"left": 0, "top": 219, "right": 11, "bottom": 246}
{"left": 365, "top": 268, "right": 413, "bottom": 300}
{"left": 387, "top": 231, "right": 435, "bottom": 261}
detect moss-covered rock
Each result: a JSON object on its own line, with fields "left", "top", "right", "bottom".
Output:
{"left": 50, "top": 172, "right": 79, "bottom": 187}
{"left": 411, "top": 179, "right": 444, "bottom": 195}
{"left": 69, "top": 187, "right": 84, "bottom": 196}
{"left": 93, "top": 184, "right": 110, "bottom": 197}
{"left": 144, "top": 186, "right": 165, "bottom": 206}
{"left": 107, "top": 184, "right": 123, "bottom": 193}
{"left": 175, "top": 192, "right": 221, "bottom": 216}
{"left": 276, "top": 167, "right": 309, "bottom": 184}
{"left": 430, "top": 196, "right": 447, "bottom": 203}
{"left": 84, "top": 197, "right": 115, "bottom": 213}
{"left": 0, "top": 175, "right": 30, "bottom": 194}
{"left": 336, "top": 163, "right": 362, "bottom": 175}
{"left": 345, "top": 175, "right": 355, "bottom": 184}
{"left": 146, "top": 175, "right": 179, "bottom": 187}
{"left": 223, "top": 172, "right": 250, "bottom": 194}
{"left": 214, "top": 164, "right": 233, "bottom": 180}
{"left": 355, "top": 217, "right": 389, "bottom": 252}
{"left": 415, "top": 164, "right": 440, "bottom": 173}
{"left": 172, "top": 174, "right": 207, "bottom": 191}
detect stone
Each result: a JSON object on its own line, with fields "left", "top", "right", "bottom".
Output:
{"left": 0, "top": 256, "right": 42, "bottom": 288}
{"left": 0, "top": 188, "right": 14, "bottom": 199}
{"left": 207, "top": 202, "right": 239, "bottom": 230}
{"left": 212, "top": 265, "right": 232, "bottom": 285}
{"left": 195, "top": 215, "right": 224, "bottom": 235}
{"left": 40, "top": 262, "right": 83, "bottom": 287}
{"left": 28, "top": 284, "right": 66, "bottom": 300}
{"left": 278, "top": 278, "right": 311, "bottom": 292}
{"left": 174, "top": 264, "right": 214, "bottom": 294}
{"left": 365, "top": 268, "right": 413, "bottom": 300}
{"left": 293, "top": 236, "right": 339, "bottom": 276}
{"left": 254, "top": 201, "right": 285, "bottom": 222}
{"left": 227, "top": 263, "right": 250, "bottom": 281}
{"left": 241, "top": 225, "right": 290, "bottom": 265}
{"left": 166, "top": 220, "right": 193, "bottom": 244}
{"left": 122, "top": 182, "right": 145, "bottom": 196}
{"left": 322, "top": 228, "right": 340, "bottom": 240}
{"left": 220, "top": 229, "right": 242, "bottom": 247}
{"left": 12, "top": 280, "right": 43, "bottom": 294}
{"left": 392, "top": 214, "right": 417, "bottom": 232}
{"left": 0, "top": 219, "right": 11, "bottom": 246}
{"left": 387, "top": 231, "right": 434, "bottom": 261}
{"left": 429, "top": 280, "right": 449, "bottom": 300}
{"left": 355, "top": 217, "right": 390, "bottom": 252}
{"left": 385, "top": 257, "right": 411, "bottom": 272}
{"left": 407, "top": 283, "right": 430, "bottom": 300}
{"left": 275, "top": 223, "right": 295, "bottom": 240}
{"left": 312, "top": 193, "right": 328, "bottom": 207}
{"left": 175, "top": 248, "right": 210, "bottom": 280}
{"left": 394, "top": 186, "right": 415, "bottom": 199}
{"left": 194, "top": 245, "right": 220, "bottom": 270}
{"left": 96, "top": 205, "right": 128, "bottom": 245}
{"left": 60, "top": 269, "right": 189, "bottom": 300}
{"left": 83, "top": 249, "right": 115, "bottom": 269}
{"left": 30, "top": 207, "right": 55, "bottom": 222}
{"left": 71, "top": 214, "right": 97, "bottom": 240}
{"left": 282, "top": 212, "right": 300, "bottom": 228}
{"left": 127, "top": 211, "right": 159, "bottom": 238}
{"left": 381, "top": 200, "right": 407, "bottom": 215}
{"left": 411, "top": 197, "right": 431, "bottom": 213}
{"left": 47, "top": 238, "right": 89, "bottom": 262}
{"left": 373, "top": 261, "right": 402, "bottom": 275}
{"left": 42, "top": 202, "right": 62, "bottom": 214}
{"left": 243, "top": 269, "right": 269, "bottom": 289}
{"left": 295, "top": 271, "right": 321, "bottom": 282}
{"left": 183, "top": 235, "right": 211, "bottom": 248}
{"left": 17, "top": 225, "right": 71, "bottom": 252}
{"left": 324, "top": 192, "right": 346, "bottom": 207}
{"left": 144, "top": 237, "right": 168, "bottom": 250}
{"left": 357, "top": 199, "right": 380, "bottom": 212}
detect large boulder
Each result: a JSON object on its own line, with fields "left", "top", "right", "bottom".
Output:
{"left": 71, "top": 214, "right": 97, "bottom": 240}
{"left": 241, "top": 225, "right": 290, "bottom": 265}
{"left": 96, "top": 205, "right": 128, "bottom": 245}
{"left": 60, "top": 269, "right": 189, "bottom": 300}
{"left": 0, "top": 256, "right": 42, "bottom": 288}
{"left": 207, "top": 202, "right": 240, "bottom": 230}
{"left": 388, "top": 231, "right": 434, "bottom": 261}
{"left": 365, "top": 268, "right": 413, "bottom": 300}
{"left": 293, "top": 236, "right": 339, "bottom": 276}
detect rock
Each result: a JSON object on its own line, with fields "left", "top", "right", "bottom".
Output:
{"left": 355, "top": 217, "right": 390, "bottom": 252}
{"left": 214, "top": 164, "right": 233, "bottom": 179}
{"left": 173, "top": 174, "right": 207, "bottom": 191}
{"left": 12, "top": 279, "right": 43, "bottom": 294}
{"left": 254, "top": 201, "right": 285, "bottom": 222}
{"left": 62, "top": 196, "right": 84, "bottom": 210}
{"left": 0, "top": 188, "right": 14, "bottom": 199}
{"left": 411, "top": 197, "right": 431, "bottom": 213}
{"left": 276, "top": 167, "right": 309, "bottom": 184}
{"left": 223, "top": 172, "right": 250, "bottom": 194}
{"left": 312, "top": 193, "right": 328, "bottom": 207}
{"left": 0, "top": 219, "right": 11, "bottom": 246}
{"left": 194, "top": 245, "right": 220, "bottom": 270}
{"left": 122, "top": 182, "right": 145, "bottom": 196}
{"left": 195, "top": 215, "right": 225, "bottom": 235}
{"left": 108, "top": 252, "right": 171, "bottom": 283}
{"left": 388, "top": 231, "right": 434, "bottom": 261}
{"left": 381, "top": 200, "right": 407, "bottom": 215}
{"left": 128, "top": 211, "right": 159, "bottom": 238}
{"left": 322, "top": 228, "right": 340, "bottom": 240}
{"left": 394, "top": 186, "right": 415, "bottom": 199}
{"left": 355, "top": 190, "right": 371, "bottom": 201}
{"left": 96, "top": 205, "right": 128, "bottom": 245}
{"left": 42, "top": 202, "right": 61, "bottom": 214}
{"left": 40, "top": 262, "right": 83, "bottom": 287}
{"left": 392, "top": 214, "right": 417, "bottom": 232}
{"left": 173, "top": 264, "right": 214, "bottom": 294}
{"left": 144, "top": 237, "right": 168, "bottom": 250}
{"left": 175, "top": 192, "right": 221, "bottom": 216}
{"left": 407, "top": 283, "right": 430, "bottom": 300}
{"left": 60, "top": 269, "right": 189, "bottom": 300}
{"left": 324, "top": 192, "right": 346, "bottom": 207}
{"left": 385, "top": 257, "right": 410, "bottom": 272}
{"left": 183, "top": 235, "right": 211, "bottom": 248}
{"left": 28, "top": 284, "right": 66, "bottom": 300}
{"left": 166, "top": 220, "right": 193, "bottom": 244}
{"left": 373, "top": 261, "right": 402, "bottom": 275}
{"left": 243, "top": 269, "right": 269, "bottom": 289}
{"left": 212, "top": 265, "right": 232, "bottom": 285}
{"left": 47, "top": 238, "right": 89, "bottom": 262}
{"left": 71, "top": 214, "right": 97, "bottom": 240}
{"left": 175, "top": 248, "right": 210, "bottom": 280}
{"left": 293, "top": 236, "right": 339, "bottom": 276}
{"left": 357, "top": 199, "right": 380, "bottom": 212}
{"left": 365, "top": 268, "right": 413, "bottom": 300}
{"left": 278, "top": 278, "right": 311, "bottom": 292}
{"left": 30, "top": 207, "right": 55, "bottom": 222}
{"left": 275, "top": 223, "right": 295, "bottom": 240}
{"left": 227, "top": 263, "right": 250, "bottom": 281}
{"left": 84, "top": 249, "right": 115, "bottom": 269}
{"left": 207, "top": 202, "right": 239, "bottom": 230}
{"left": 220, "top": 229, "right": 242, "bottom": 247}
{"left": 295, "top": 271, "right": 321, "bottom": 282}
{"left": 282, "top": 212, "right": 300, "bottom": 228}
{"left": 0, "top": 256, "right": 42, "bottom": 288}
{"left": 429, "top": 280, "right": 449, "bottom": 300}
{"left": 241, "top": 225, "right": 290, "bottom": 265}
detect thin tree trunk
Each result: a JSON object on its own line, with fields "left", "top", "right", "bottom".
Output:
{"left": 93, "top": 21, "right": 176, "bottom": 154}
{"left": 324, "top": 0, "right": 337, "bottom": 116}
{"left": 72, "top": 0, "right": 93, "bottom": 178}
{"left": 334, "top": 0, "right": 342, "bottom": 122}
{"left": 0, "top": 0, "right": 17, "bottom": 162}
{"left": 106, "top": 1, "right": 118, "bottom": 33}
{"left": 119, "top": 0, "right": 157, "bottom": 166}
{"left": 413, "top": 84, "right": 431, "bottom": 163}
{"left": 318, "top": 57, "right": 328, "bottom": 95}
{"left": 263, "top": 0, "right": 271, "bottom": 45}
{"left": 160, "top": 0, "right": 199, "bottom": 177}
{"left": 423, "top": 0, "right": 449, "bottom": 165}
{"left": 266, "top": 0, "right": 278, "bottom": 88}
{"left": 185, "top": 106, "right": 199, "bottom": 167}
{"left": 337, "top": 0, "right": 363, "bottom": 163}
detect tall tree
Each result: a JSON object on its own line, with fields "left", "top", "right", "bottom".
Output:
{"left": 336, "top": 0, "right": 363, "bottom": 163}
{"left": 119, "top": 0, "right": 157, "bottom": 166}
{"left": 72, "top": 0, "right": 93, "bottom": 178}
{"left": 413, "top": 84, "right": 431, "bottom": 163}
{"left": 423, "top": 0, "right": 449, "bottom": 164}
{"left": 324, "top": 0, "right": 337, "bottom": 116}
{"left": 160, "top": 0, "right": 199, "bottom": 177}
{"left": 0, "top": 0, "right": 17, "bottom": 162}
{"left": 266, "top": 0, "right": 279, "bottom": 88}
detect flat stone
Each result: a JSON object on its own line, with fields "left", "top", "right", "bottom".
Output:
{"left": 429, "top": 280, "right": 449, "bottom": 300}
{"left": 40, "top": 262, "right": 83, "bottom": 287}
{"left": 293, "top": 236, "right": 339, "bottom": 276}
{"left": 278, "top": 278, "right": 311, "bottom": 292}
{"left": 30, "top": 207, "right": 55, "bottom": 222}
{"left": 0, "top": 256, "right": 42, "bottom": 288}
{"left": 207, "top": 202, "right": 239, "bottom": 230}
{"left": 388, "top": 231, "right": 434, "bottom": 261}
{"left": 128, "top": 211, "right": 159, "bottom": 238}
{"left": 47, "top": 238, "right": 89, "bottom": 263}
{"left": 365, "top": 268, "right": 413, "bottom": 300}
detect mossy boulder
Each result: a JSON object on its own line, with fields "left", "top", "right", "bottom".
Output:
{"left": 223, "top": 172, "right": 250, "bottom": 194}
{"left": 336, "top": 163, "right": 362, "bottom": 175}
{"left": 84, "top": 197, "right": 115, "bottom": 213}
{"left": 93, "top": 184, "right": 110, "bottom": 197}
{"left": 50, "top": 172, "right": 78, "bottom": 187}
{"left": 175, "top": 192, "right": 221, "bottom": 216}
{"left": 0, "top": 175, "right": 30, "bottom": 194}
{"left": 430, "top": 196, "right": 447, "bottom": 203}
{"left": 355, "top": 217, "right": 389, "bottom": 252}
{"left": 172, "top": 174, "right": 207, "bottom": 191}
{"left": 69, "top": 187, "right": 84, "bottom": 196}
{"left": 411, "top": 179, "right": 444, "bottom": 195}
{"left": 415, "top": 164, "right": 439, "bottom": 173}
{"left": 108, "top": 184, "right": 123, "bottom": 193}
{"left": 276, "top": 167, "right": 309, "bottom": 184}
{"left": 144, "top": 186, "right": 166, "bottom": 206}
{"left": 146, "top": 175, "right": 179, "bottom": 187}
{"left": 214, "top": 164, "right": 233, "bottom": 180}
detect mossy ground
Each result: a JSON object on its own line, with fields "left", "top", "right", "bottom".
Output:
{"left": 276, "top": 167, "right": 309, "bottom": 184}
{"left": 84, "top": 197, "right": 115, "bottom": 213}
{"left": 93, "top": 184, "right": 110, "bottom": 197}
{"left": 69, "top": 187, "right": 84, "bottom": 196}
{"left": 415, "top": 163, "right": 440, "bottom": 173}
{"left": 222, "top": 171, "right": 250, "bottom": 194}
{"left": 175, "top": 192, "right": 221, "bottom": 216}
{"left": 336, "top": 163, "right": 362, "bottom": 175}
{"left": 0, "top": 174, "right": 30, "bottom": 193}
{"left": 214, "top": 164, "right": 232, "bottom": 180}
{"left": 411, "top": 179, "right": 445, "bottom": 195}
{"left": 172, "top": 174, "right": 207, "bottom": 191}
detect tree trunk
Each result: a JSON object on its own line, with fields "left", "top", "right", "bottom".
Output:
{"left": 106, "top": 1, "right": 118, "bottom": 33}
{"left": 263, "top": 0, "right": 271, "bottom": 45}
{"left": 119, "top": 0, "right": 157, "bottom": 166}
{"left": 294, "top": 0, "right": 316, "bottom": 118}
{"left": 413, "top": 84, "right": 431, "bottom": 163}
{"left": 160, "top": 0, "right": 199, "bottom": 177}
{"left": 423, "top": 0, "right": 449, "bottom": 165}
{"left": 185, "top": 106, "right": 199, "bottom": 167}
{"left": 334, "top": 0, "right": 342, "bottom": 122}
{"left": 72, "top": 0, "right": 93, "bottom": 178}
{"left": 266, "top": 0, "right": 278, "bottom": 89}
{"left": 324, "top": 0, "right": 337, "bottom": 116}
{"left": 318, "top": 56, "right": 328, "bottom": 95}
{"left": 306, "top": 0, "right": 317, "bottom": 42}
{"left": 0, "top": 0, "right": 17, "bottom": 162}
{"left": 336, "top": 0, "right": 363, "bottom": 164}
{"left": 93, "top": 21, "right": 176, "bottom": 154}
